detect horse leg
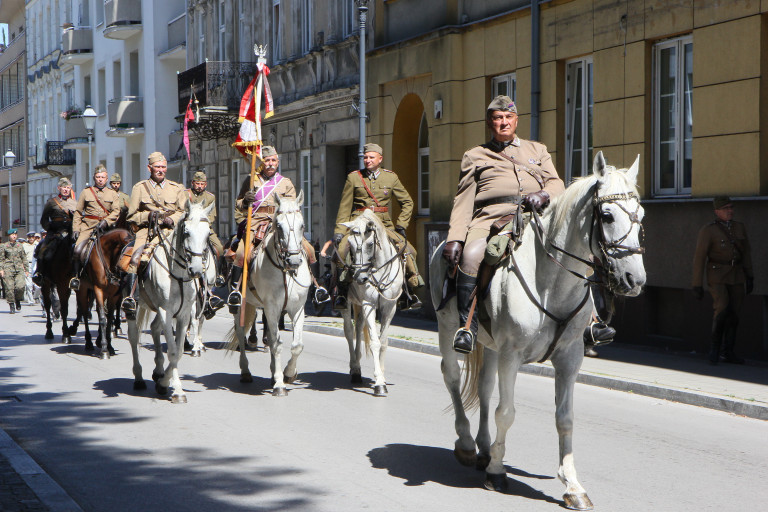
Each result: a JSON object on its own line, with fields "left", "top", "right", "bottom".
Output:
{"left": 42, "top": 285, "right": 54, "bottom": 340}
{"left": 59, "top": 288, "right": 73, "bottom": 344}
{"left": 127, "top": 316, "right": 146, "bottom": 390}
{"left": 341, "top": 307, "right": 361, "bottom": 383}
{"left": 163, "top": 312, "right": 189, "bottom": 404}
{"left": 247, "top": 323, "right": 259, "bottom": 348}
{"left": 233, "top": 312, "right": 253, "bottom": 382}
{"left": 105, "top": 301, "right": 115, "bottom": 356}
{"left": 363, "top": 304, "right": 386, "bottom": 397}
{"left": 376, "top": 301, "right": 398, "bottom": 387}
{"left": 282, "top": 307, "right": 305, "bottom": 384}
{"left": 264, "top": 308, "right": 287, "bottom": 397}
{"left": 190, "top": 317, "right": 204, "bottom": 357}
{"left": 150, "top": 313, "right": 165, "bottom": 383}
{"left": 484, "top": 357, "right": 521, "bottom": 492}
{"left": 553, "top": 343, "right": 593, "bottom": 510}
{"left": 94, "top": 288, "right": 110, "bottom": 359}
{"left": 476, "top": 346, "right": 498, "bottom": 470}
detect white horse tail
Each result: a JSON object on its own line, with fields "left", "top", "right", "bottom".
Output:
{"left": 224, "top": 303, "right": 258, "bottom": 352}
{"left": 459, "top": 344, "right": 484, "bottom": 413}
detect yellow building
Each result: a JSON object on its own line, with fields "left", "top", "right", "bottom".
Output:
{"left": 366, "top": 0, "right": 768, "bottom": 360}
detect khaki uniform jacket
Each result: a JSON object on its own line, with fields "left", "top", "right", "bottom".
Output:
{"left": 235, "top": 173, "right": 297, "bottom": 227}
{"left": 0, "top": 241, "right": 29, "bottom": 273}
{"left": 72, "top": 186, "right": 121, "bottom": 245}
{"left": 40, "top": 195, "right": 77, "bottom": 232}
{"left": 115, "top": 191, "right": 130, "bottom": 210}
{"left": 187, "top": 189, "right": 217, "bottom": 224}
{"left": 447, "top": 138, "right": 565, "bottom": 242}
{"left": 334, "top": 169, "right": 413, "bottom": 235}
{"left": 127, "top": 179, "right": 187, "bottom": 248}
{"left": 692, "top": 220, "right": 753, "bottom": 286}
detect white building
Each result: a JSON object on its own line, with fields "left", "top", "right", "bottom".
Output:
{"left": 26, "top": 0, "right": 187, "bottom": 232}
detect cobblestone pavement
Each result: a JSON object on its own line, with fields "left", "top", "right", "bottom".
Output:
{"left": 0, "top": 455, "right": 48, "bottom": 511}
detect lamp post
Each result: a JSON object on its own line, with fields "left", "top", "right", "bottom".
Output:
{"left": 82, "top": 105, "right": 98, "bottom": 191}
{"left": 4, "top": 150, "right": 15, "bottom": 233}
{"left": 355, "top": 0, "right": 369, "bottom": 170}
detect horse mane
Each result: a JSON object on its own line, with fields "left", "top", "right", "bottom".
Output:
{"left": 546, "top": 165, "right": 639, "bottom": 239}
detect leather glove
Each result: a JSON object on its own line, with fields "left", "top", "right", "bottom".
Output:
{"left": 442, "top": 241, "right": 463, "bottom": 268}
{"left": 693, "top": 286, "right": 704, "bottom": 300}
{"left": 243, "top": 190, "right": 257, "bottom": 204}
{"left": 162, "top": 217, "right": 174, "bottom": 228}
{"left": 746, "top": 277, "right": 754, "bottom": 295}
{"left": 96, "top": 220, "right": 108, "bottom": 231}
{"left": 332, "top": 233, "right": 343, "bottom": 246}
{"left": 524, "top": 190, "right": 550, "bottom": 212}
{"left": 395, "top": 226, "right": 407, "bottom": 238}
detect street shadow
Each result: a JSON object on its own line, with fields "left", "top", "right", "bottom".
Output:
{"left": 367, "top": 443, "right": 561, "bottom": 506}
{"left": 297, "top": 370, "right": 377, "bottom": 393}
{"left": 190, "top": 372, "right": 274, "bottom": 396}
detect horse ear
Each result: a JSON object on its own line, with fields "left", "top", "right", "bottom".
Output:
{"left": 296, "top": 189, "right": 304, "bottom": 206}
{"left": 203, "top": 201, "right": 214, "bottom": 218}
{"left": 593, "top": 151, "right": 607, "bottom": 177}
{"left": 625, "top": 154, "right": 640, "bottom": 183}
{"left": 274, "top": 193, "right": 283, "bottom": 207}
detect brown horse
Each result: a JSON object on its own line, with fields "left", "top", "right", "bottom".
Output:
{"left": 38, "top": 233, "right": 78, "bottom": 343}
{"left": 75, "top": 229, "right": 132, "bottom": 359}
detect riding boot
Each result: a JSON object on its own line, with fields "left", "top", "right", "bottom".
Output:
{"left": 709, "top": 311, "right": 728, "bottom": 365}
{"left": 397, "top": 281, "right": 423, "bottom": 311}
{"left": 121, "top": 273, "right": 138, "bottom": 320}
{"left": 69, "top": 259, "right": 81, "bottom": 290}
{"left": 333, "top": 279, "right": 349, "bottom": 311}
{"left": 227, "top": 265, "right": 243, "bottom": 310}
{"left": 583, "top": 321, "right": 616, "bottom": 347}
{"left": 453, "top": 270, "right": 479, "bottom": 354}
{"left": 721, "top": 313, "right": 745, "bottom": 364}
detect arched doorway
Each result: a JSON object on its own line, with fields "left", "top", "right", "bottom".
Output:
{"left": 391, "top": 93, "right": 424, "bottom": 242}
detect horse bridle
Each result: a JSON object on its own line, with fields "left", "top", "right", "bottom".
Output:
{"left": 267, "top": 207, "right": 304, "bottom": 272}
{"left": 153, "top": 214, "right": 212, "bottom": 282}
{"left": 346, "top": 225, "right": 406, "bottom": 293}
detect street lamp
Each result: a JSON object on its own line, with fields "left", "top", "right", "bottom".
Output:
{"left": 355, "top": 0, "right": 369, "bottom": 170}
{"left": 82, "top": 105, "right": 98, "bottom": 191}
{"left": 4, "top": 149, "right": 15, "bottom": 233}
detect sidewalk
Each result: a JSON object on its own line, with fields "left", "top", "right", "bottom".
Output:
{"left": 303, "top": 312, "right": 768, "bottom": 421}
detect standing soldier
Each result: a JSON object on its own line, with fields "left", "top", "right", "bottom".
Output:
{"left": 0, "top": 229, "right": 29, "bottom": 313}
{"left": 33, "top": 177, "right": 78, "bottom": 285}
{"left": 332, "top": 142, "right": 423, "bottom": 311}
{"left": 692, "top": 196, "right": 753, "bottom": 365}
{"left": 442, "top": 96, "right": 565, "bottom": 353}
{"left": 69, "top": 164, "right": 121, "bottom": 290}
{"left": 109, "top": 172, "right": 131, "bottom": 227}
{"left": 121, "top": 152, "right": 187, "bottom": 317}
{"left": 22, "top": 232, "right": 37, "bottom": 304}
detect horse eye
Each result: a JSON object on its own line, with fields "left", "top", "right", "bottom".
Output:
{"left": 601, "top": 211, "right": 614, "bottom": 223}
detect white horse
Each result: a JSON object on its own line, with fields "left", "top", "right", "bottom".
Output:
{"left": 185, "top": 248, "right": 218, "bottom": 358}
{"left": 127, "top": 200, "right": 214, "bottom": 404}
{"left": 338, "top": 209, "right": 405, "bottom": 396}
{"left": 429, "top": 152, "right": 646, "bottom": 510}
{"left": 226, "top": 192, "right": 311, "bottom": 396}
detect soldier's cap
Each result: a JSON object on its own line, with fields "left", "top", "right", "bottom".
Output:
{"left": 27, "top": 232, "right": 36, "bottom": 237}
{"left": 261, "top": 146, "right": 278, "bottom": 158}
{"left": 7, "top": 228, "right": 17, "bottom": 235}
{"left": 148, "top": 151, "right": 166, "bottom": 165}
{"left": 192, "top": 170, "right": 207, "bottom": 182}
{"left": 58, "top": 177, "right": 72, "bottom": 187}
{"left": 363, "top": 143, "right": 383, "bottom": 155}
{"left": 487, "top": 95, "right": 517, "bottom": 114}
{"left": 713, "top": 195, "right": 733, "bottom": 210}
{"left": 109, "top": 173, "right": 122, "bottom": 183}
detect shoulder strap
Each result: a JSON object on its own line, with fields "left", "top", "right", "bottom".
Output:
{"left": 142, "top": 181, "right": 171, "bottom": 212}
{"left": 496, "top": 152, "right": 545, "bottom": 189}
{"left": 356, "top": 171, "right": 381, "bottom": 207}
{"left": 89, "top": 187, "right": 110, "bottom": 214}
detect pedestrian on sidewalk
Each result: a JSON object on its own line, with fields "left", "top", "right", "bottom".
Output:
{"left": 0, "top": 229, "right": 30, "bottom": 314}
{"left": 22, "top": 231, "right": 38, "bottom": 304}
{"left": 692, "top": 196, "right": 753, "bottom": 365}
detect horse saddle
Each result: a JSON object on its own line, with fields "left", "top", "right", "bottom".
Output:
{"left": 117, "top": 243, "right": 147, "bottom": 272}
{"left": 75, "top": 238, "right": 95, "bottom": 266}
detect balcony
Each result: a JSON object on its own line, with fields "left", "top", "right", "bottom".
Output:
{"left": 104, "top": 0, "right": 142, "bottom": 40}
{"left": 159, "top": 12, "right": 186, "bottom": 60}
{"left": 177, "top": 61, "right": 258, "bottom": 140}
{"left": 106, "top": 97, "right": 144, "bottom": 137}
{"left": 60, "top": 27, "right": 93, "bottom": 67}
{"left": 33, "top": 142, "right": 77, "bottom": 175}
{"left": 63, "top": 116, "right": 89, "bottom": 149}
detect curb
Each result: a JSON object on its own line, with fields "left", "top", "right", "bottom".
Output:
{"left": 303, "top": 323, "right": 768, "bottom": 421}
{"left": 0, "top": 428, "right": 83, "bottom": 512}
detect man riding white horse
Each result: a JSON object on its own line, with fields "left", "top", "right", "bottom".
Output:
{"left": 70, "top": 164, "right": 121, "bottom": 291}
{"left": 121, "top": 151, "right": 187, "bottom": 318}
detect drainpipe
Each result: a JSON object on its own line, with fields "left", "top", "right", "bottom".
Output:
{"left": 531, "top": 0, "right": 540, "bottom": 141}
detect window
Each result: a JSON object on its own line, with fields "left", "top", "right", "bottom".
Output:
{"left": 79, "top": 0, "right": 89, "bottom": 26}
{"left": 238, "top": 0, "right": 249, "bottom": 61}
{"left": 300, "top": 0, "right": 312, "bottom": 54}
{"left": 197, "top": 11, "right": 206, "bottom": 63}
{"left": 97, "top": 68, "right": 106, "bottom": 114}
{"left": 565, "top": 57, "right": 593, "bottom": 182}
{"left": 654, "top": 36, "right": 693, "bottom": 196}
{"left": 84, "top": 74, "right": 92, "bottom": 105}
{"left": 218, "top": 0, "right": 227, "bottom": 61}
{"left": 129, "top": 51, "right": 139, "bottom": 96}
{"left": 113, "top": 60, "right": 122, "bottom": 99}
{"left": 272, "top": 1, "right": 282, "bottom": 62}
{"left": 96, "top": 0, "right": 104, "bottom": 26}
{"left": 491, "top": 73, "right": 516, "bottom": 101}
{"left": 300, "top": 150, "right": 312, "bottom": 237}
{"left": 418, "top": 114, "right": 430, "bottom": 215}
{"left": 343, "top": 0, "right": 356, "bottom": 38}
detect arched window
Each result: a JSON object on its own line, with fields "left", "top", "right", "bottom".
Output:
{"left": 417, "top": 113, "right": 429, "bottom": 215}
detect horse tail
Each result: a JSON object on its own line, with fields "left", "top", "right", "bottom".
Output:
{"left": 459, "top": 344, "right": 484, "bottom": 413}
{"left": 224, "top": 304, "right": 257, "bottom": 352}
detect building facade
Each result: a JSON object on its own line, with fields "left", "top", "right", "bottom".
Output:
{"left": 0, "top": 0, "right": 26, "bottom": 236}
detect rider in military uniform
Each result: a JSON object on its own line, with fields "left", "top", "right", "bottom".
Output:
{"left": 692, "top": 196, "right": 754, "bottom": 365}
{"left": 332, "top": 142, "right": 423, "bottom": 311}
{"left": 33, "top": 177, "right": 78, "bottom": 285}
{"left": 69, "top": 165, "right": 121, "bottom": 290}
{"left": 109, "top": 172, "right": 131, "bottom": 225}
{"left": 121, "top": 152, "right": 187, "bottom": 317}
{"left": 442, "top": 96, "right": 565, "bottom": 353}
{"left": 0, "top": 229, "right": 29, "bottom": 314}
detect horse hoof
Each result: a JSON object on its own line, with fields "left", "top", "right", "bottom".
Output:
{"left": 66, "top": 326, "right": 78, "bottom": 336}
{"left": 108, "top": 348, "right": 116, "bottom": 356}
{"left": 350, "top": 372, "right": 363, "bottom": 384}
{"left": 272, "top": 387, "right": 288, "bottom": 397}
{"left": 190, "top": 350, "right": 201, "bottom": 358}
{"left": 240, "top": 373, "right": 253, "bottom": 383}
{"left": 373, "top": 385, "right": 388, "bottom": 396}
{"left": 484, "top": 472, "right": 508, "bottom": 492}
{"left": 563, "top": 493, "right": 594, "bottom": 511}
{"left": 453, "top": 446, "right": 477, "bottom": 467}
{"left": 45, "top": 331, "right": 54, "bottom": 340}
{"left": 133, "top": 380, "right": 147, "bottom": 390}
{"left": 476, "top": 453, "right": 491, "bottom": 471}
{"left": 155, "top": 383, "right": 168, "bottom": 395}
{"left": 99, "top": 351, "right": 109, "bottom": 360}
{"left": 152, "top": 371, "right": 163, "bottom": 382}
{"left": 284, "top": 372, "right": 298, "bottom": 384}
{"left": 171, "top": 395, "right": 188, "bottom": 405}
{"left": 62, "top": 336, "right": 72, "bottom": 344}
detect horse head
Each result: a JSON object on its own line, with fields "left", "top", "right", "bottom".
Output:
{"left": 180, "top": 201, "right": 213, "bottom": 278}
{"left": 273, "top": 190, "right": 305, "bottom": 271}
{"left": 342, "top": 210, "right": 381, "bottom": 284}
{"left": 592, "top": 151, "right": 646, "bottom": 297}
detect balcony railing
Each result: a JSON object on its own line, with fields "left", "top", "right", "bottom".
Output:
{"left": 60, "top": 27, "right": 93, "bottom": 66}
{"left": 107, "top": 96, "right": 144, "bottom": 136}
{"left": 104, "top": 0, "right": 142, "bottom": 40}
{"left": 177, "top": 61, "right": 258, "bottom": 114}
{"left": 34, "top": 141, "right": 77, "bottom": 169}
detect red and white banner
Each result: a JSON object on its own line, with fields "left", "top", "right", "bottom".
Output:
{"left": 233, "top": 62, "right": 273, "bottom": 159}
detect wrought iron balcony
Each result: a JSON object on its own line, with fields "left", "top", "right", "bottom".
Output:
{"left": 60, "top": 27, "right": 93, "bottom": 66}
{"left": 107, "top": 97, "right": 144, "bottom": 137}
{"left": 33, "top": 141, "right": 77, "bottom": 172}
{"left": 177, "top": 61, "right": 258, "bottom": 140}
{"left": 104, "top": 0, "right": 142, "bottom": 40}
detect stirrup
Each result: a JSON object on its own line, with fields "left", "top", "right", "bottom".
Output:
{"left": 313, "top": 286, "right": 330, "bottom": 305}
{"left": 227, "top": 290, "right": 242, "bottom": 307}
{"left": 453, "top": 327, "right": 475, "bottom": 354}
{"left": 121, "top": 296, "right": 137, "bottom": 320}
{"left": 69, "top": 277, "right": 80, "bottom": 291}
